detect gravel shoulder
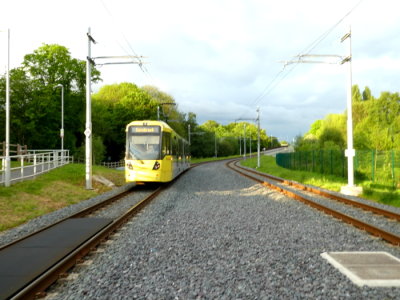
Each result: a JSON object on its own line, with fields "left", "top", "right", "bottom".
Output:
{"left": 38, "top": 162, "right": 400, "bottom": 298}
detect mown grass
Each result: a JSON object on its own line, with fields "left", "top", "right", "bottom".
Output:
{"left": 241, "top": 155, "right": 400, "bottom": 207}
{"left": 191, "top": 155, "right": 241, "bottom": 164}
{"left": 0, "top": 164, "right": 125, "bottom": 232}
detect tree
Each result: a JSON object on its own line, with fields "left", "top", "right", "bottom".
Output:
{"left": 293, "top": 134, "right": 319, "bottom": 151}
{"left": 218, "top": 138, "right": 237, "bottom": 157}
{"left": 319, "top": 127, "right": 345, "bottom": 149}
{"left": 308, "top": 120, "right": 323, "bottom": 137}
{"left": 302, "top": 86, "right": 400, "bottom": 152}
{"left": 201, "top": 120, "right": 220, "bottom": 132}
{"left": 352, "top": 84, "right": 362, "bottom": 102}
{"left": 22, "top": 43, "right": 100, "bottom": 91}
{"left": 0, "top": 44, "right": 101, "bottom": 152}
{"left": 362, "top": 86, "right": 373, "bottom": 101}
{"left": 0, "top": 68, "right": 33, "bottom": 145}
{"left": 189, "top": 129, "right": 215, "bottom": 157}
{"left": 92, "top": 83, "right": 158, "bottom": 160}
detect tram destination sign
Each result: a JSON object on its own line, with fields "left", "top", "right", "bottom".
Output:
{"left": 130, "top": 126, "right": 161, "bottom": 134}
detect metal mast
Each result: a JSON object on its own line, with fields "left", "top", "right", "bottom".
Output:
{"left": 85, "top": 28, "right": 95, "bottom": 189}
{"left": 5, "top": 29, "right": 10, "bottom": 186}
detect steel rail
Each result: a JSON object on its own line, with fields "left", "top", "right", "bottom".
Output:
{"left": 226, "top": 160, "right": 400, "bottom": 246}
{"left": 2, "top": 159, "right": 205, "bottom": 252}
{"left": 10, "top": 164, "right": 194, "bottom": 299}
{"left": 11, "top": 185, "right": 166, "bottom": 299}
{"left": 0, "top": 185, "right": 136, "bottom": 252}
{"left": 232, "top": 161, "right": 400, "bottom": 222}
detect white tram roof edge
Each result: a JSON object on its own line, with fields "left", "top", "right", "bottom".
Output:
{"left": 126, "top": 120, "right": 189, "bottom": 144}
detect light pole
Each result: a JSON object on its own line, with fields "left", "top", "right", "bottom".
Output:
{"left": 3, "top": 29, "right": 10, "bottom": 186}
{"left": 213, "top": 132, "right": 217, "bottom": 158}
{"left": 243, "top": 124, "right": 246, "bottom": 159}
{"left": 55, "top": 84, "right": 64, "bottom": 155}
{"left": 158, "top": 102, "right": 176, "bottom": 122}
{"left": 188, "top": 124, "right": 191, "bottom": 145}
{"left": 236, "top": 111, "right": 261, "bottom": 165}
{"left": 249, "top": 133, "right": 252, "bottom": 158}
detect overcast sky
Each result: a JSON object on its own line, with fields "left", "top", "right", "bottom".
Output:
{"left": 1, "top": 0, "right": 399, "bottom": 142}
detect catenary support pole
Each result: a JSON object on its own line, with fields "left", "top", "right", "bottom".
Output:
{"left": 5, "top": 29, "right": 10, "bottom": 187}
{"left": 85, "top": 28, "right": 94, "bottom": 189}
{"left": 345, "top": 27, "right": 355, "bottom": 187}
{"left": 257, "top": 107, "right": 260, "bottom": 168}
{"left": 244, "top": 124, "right": 246, "bottom": 159}
{"left": 188, "top": 124, "right": 191, "bottom": 145}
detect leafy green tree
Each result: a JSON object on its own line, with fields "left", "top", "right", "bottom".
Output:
{"left": 0, "top": 68, "right": 33, "bottom": 145}
{"left": 92, "top": 82, "right": 158, "bottom": 160}
{"left": 0, "top": 44, "right": 100, "bottom": 153}
{"left": 319, "top": 127, "right": 345, "bottom": 149}
{"left": 217, "top": 137, "right": 237, "bottom": 157}
{"left": 354, "top": 91, "right": 400, "bottom": 151}
{"left": 352, "top": 84, "right": 362, "bottom": 102}
{"left": 74, "top": 134, "right": 105, "bottom": 164}
{"left": 302, "top": 86, "right": 400, "bottom": 152}
{"left": 142, "top": 85, "right": 175, "bottom": 106}
{"left": 362, "top": 86, "right": 373, "bottom": 101}
{"left": 22, "top": 43, "right": 100, "bottom": 91}
{"left": 308, "top": 120, "right": 323, "bottom": 137}
{"left": 190, "top": 129, "right": 215, "bottom": 157}
{"left": 201, "top": 120, "right": 220, "bottom": 132}
{"left": 293, "top": 134, "right": 319, "bottom": 151}
{"left": 194, "top": 120, "right": 270, "bottom": 157}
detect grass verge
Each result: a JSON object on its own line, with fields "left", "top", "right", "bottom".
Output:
{"left": 241, "top": 155, "right": 400, "bottom": 207}
{"left": 191, "top": 155, "right": 241, "bottom": 164}
{"left": 0, "top": 164, "right": 125, "bottom": 232}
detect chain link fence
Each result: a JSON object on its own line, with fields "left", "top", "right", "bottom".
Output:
{"left": 276, "top": 150, "right": 400, "bottom": 188}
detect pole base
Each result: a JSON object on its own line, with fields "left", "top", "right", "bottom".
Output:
{"left": 340, "top": 185, "right": 363, "bottom": 197}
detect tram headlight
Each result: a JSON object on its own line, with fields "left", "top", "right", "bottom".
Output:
{"left": 153, "top": 161, "right": 160, "bottom": 170}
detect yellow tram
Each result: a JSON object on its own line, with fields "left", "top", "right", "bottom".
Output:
{"left": 125, "top": 120, "right": 190, "bottom": 183}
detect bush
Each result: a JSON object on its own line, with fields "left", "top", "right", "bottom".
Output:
{"left": 73, "top": 135, "right": 106, "bottom": 164}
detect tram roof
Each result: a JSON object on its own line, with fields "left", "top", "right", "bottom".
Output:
{"left": 126, "top": 120, "right": 188, "bottom": 143}
{"left": 126, "top": 120, "right": 172, "bottom": 131}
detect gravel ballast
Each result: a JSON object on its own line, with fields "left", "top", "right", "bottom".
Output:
{"left": 8, "top": 161, "right": 400, "bottom": 298}
{"left": 236, "top": 163, "right": 400, "bottom": 238}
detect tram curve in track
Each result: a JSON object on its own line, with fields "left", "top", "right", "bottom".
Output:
{"left": 226, "top": 159, "right": 400, "bottom": 246}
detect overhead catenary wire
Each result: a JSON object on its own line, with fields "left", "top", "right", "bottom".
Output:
{"left": 99, "top": 0, "right": 153, "bottom": 79}
{"left": 241, "top": 0, "right": 365, "bottom": 117}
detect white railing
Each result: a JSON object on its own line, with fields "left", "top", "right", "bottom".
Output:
{"left": 0, "top": 150, "right": 71, "bottom": 186}
{"left": 101, "top": 161, "right": 124, "bottom": 169}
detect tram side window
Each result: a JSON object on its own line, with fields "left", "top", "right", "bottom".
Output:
{"left": 162, "top": 132, "right": 171, "bottom": 157}
{"left": 172, "top": 136, "right": 178, "bottom": 157}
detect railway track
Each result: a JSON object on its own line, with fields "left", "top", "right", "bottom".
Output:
{"left": 0, "top": 183, "right": 167, "bottom": 299}
{"left": 0, "top": 159, "right": 230, "bottom": 299}
{"left": 226, "top": 159, "right": 400, "bottom": 246}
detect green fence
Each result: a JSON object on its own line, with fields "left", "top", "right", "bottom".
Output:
{"left": 276, "top": 150, "right": 400, "bottom": 187}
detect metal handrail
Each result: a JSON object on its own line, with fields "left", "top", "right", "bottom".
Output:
{"left": 0, "top": 150, "right": 71, "bottom": 186}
